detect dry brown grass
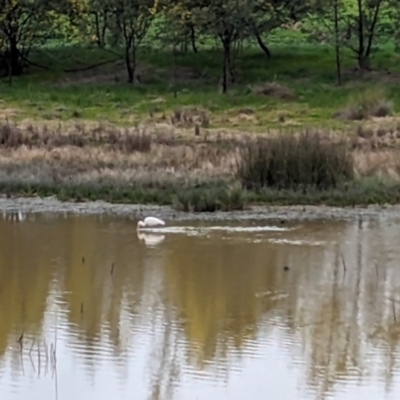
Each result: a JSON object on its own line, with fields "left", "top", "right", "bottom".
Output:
{"left": 352, "top": 149, "right": 400, "bottom": 179}
{"left": 0, "top": 121, "right": 239, "bottom": 188}
{"left": 1, "top": 121, "right": 400, "bottom": 191}
{"left": 0, "top": 121, "right": 154, "bottom": 153}
{"left": 170, "top": 107, "right": 210, "bottom": 128}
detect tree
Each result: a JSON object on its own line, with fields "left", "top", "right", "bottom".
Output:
{"left": 382, "top": 0, "right": 400, "bottom": 52}
{"left": 0, "top": 0, "right": 48, "bottom": 75}
{"left": 308, "top": 0, "right": 388, "bottom": 71}
{"left": 107, "top": 0, "right": 158, "bottom": 83}
{"left": 88, "top": 0, "right": 110, "bottom": 48}
{"left": 193, "top": 0, "right": 253, "bottom": 93}
{"left": 160, "top": 0, "right": 246, "bottom": 93}
{"left": 306, "top": 0, "right": 351, "bottom": 85}
{"left": 348, "top": 0, "right": 387, "bottom": 70}
{"left": 0, "top": 0, "right": 84, "bottom": 76}
{"left": 160, "top": 0, "right": 201, "bottom": 53}
{"left": 249, "top": 0, "right": 310, "bottom": 58}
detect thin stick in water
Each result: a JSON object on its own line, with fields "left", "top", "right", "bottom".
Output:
{"left": 20, "top": 348, "right": 25, "bottom": 376}
{"left": 29, "top": 339, "right": 35, "bottom": 355}
{"left": 29, "top": 351, "right": 36, "bottom": 373}
{"left": 54, "top": 309, "right": 58, "bottom": 354}
{"left": 55, "top": 350, "right": 59, "bottom": 400}
{"left": 341, "top": 255, "right": 347, "bottom": 275}
{"left": 50, "top": 343, "right": 54, "bottom": 369}
{"left": 37, "top": 342, "right": 41, "bottom": 378}
{"left": 18, "top": 332, "right": 24, "bottom": 348}
{"left": 111, "top": 262, "right": 114, "bottom": 275}
{"left": 44, "top": 339, "right": 49, "bottom": 375}
{"left": 392, "top": 299, "right": 397, "bottom": 322}
{"left": 53, "top": 344, "right": 57, "bottom": 368}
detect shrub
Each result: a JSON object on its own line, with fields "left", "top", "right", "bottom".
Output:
{"left": 172, "top": 184, "right": 246, "bottom": 212}
{"left": 337, "top": 87, "right": 393, "bottom": 120}
{"left": 237, "top": 131, "right": 354, "bottom": 190}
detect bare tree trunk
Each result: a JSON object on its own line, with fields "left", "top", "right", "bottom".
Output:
{"left": 101, "top": 11, "right": 108, "bottom": 46}
{"left": 333, "top": 0, "right": 342, "bottom": 85}
{"left": 189, "top": 24, "right": 198, "bottom": 53}
{"left": 172, "top": 44, "right": 177, "bottom": 98}
{"left": 254, "top": 29, "right": 271, "bottom": 58}
{"left": 356, "top": 0, "right": 366, "bottom": 70}
{"left": 94, "top": 13, "right": 103, "bottom": 47}
{"left": 5, "top": 55, "right": 12, "bottom": 86}
{"left": 223, "top": 39, "right": 235, "bottom": 83}
{"left": 351, "top": 0, "right": 382, "bottom": 71}
{"left": 131, "top": 47, "right": 137, "bottom": 84}
{"left": 219, "top": 29, "right": 235, "bottom": 92}
{"left": 358, "top": 54, "right": 370, "bottom": 70}
{"left": 125, "top": 42, "right": 133, "bottom": 83}
{"left": 7, "top": 39, "right": 22, "bottom": 76}
{"left": 221, "top": 45, "right": 228, "bottom": 94}
{"left": 365, "top": 0, "right": 382, "bottom": 61}
{"left": 181, "top": 37, "right": 188, "bottom": 53}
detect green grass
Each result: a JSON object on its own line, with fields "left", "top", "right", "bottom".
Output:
{"left": 1, "top": 177, "right": 400, "bottom": 210}
{"left": 1, "top": 36, "right": 400, "bottom": 130}
{"left": 248, "top": 177, "right": 400, "bottom": 206}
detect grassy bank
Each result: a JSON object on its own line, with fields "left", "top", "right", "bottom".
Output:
{"left": 2, "top": 39, "right": 400, "bottom": 210}
{"left": 2, "top": 42, "right": 400, "bottom": 131}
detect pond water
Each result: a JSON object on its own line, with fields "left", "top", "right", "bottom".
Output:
{"left": 1, "top": 211, "right": 400, "bottom": 400}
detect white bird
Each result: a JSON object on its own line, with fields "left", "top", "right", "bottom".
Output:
{"left": 137, "top": 216, "right": 165, "bottom": 230}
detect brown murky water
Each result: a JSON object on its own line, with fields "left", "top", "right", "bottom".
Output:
{"left": 1, "top": 211, "right": 400, "bottom": 400}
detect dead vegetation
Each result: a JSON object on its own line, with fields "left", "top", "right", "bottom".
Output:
{"left": 170, "top": 107, "right": 210, "bottom": 128}
{"left": 0, "top": 121, "right": 239, "bottom": 191}
{"left": 0, "top": 120, "right": 400, "bottom": 207}
{"left": 335, "top": 87, "right": 393, "bottom": 121}
{"left": 0, "top": 121, "right": 154, "bottom": 153}
{"left": 237, "top": 131, "right": 354, "bottom": 190}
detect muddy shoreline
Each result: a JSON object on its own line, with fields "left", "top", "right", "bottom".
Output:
{"left": 1, "top": 196, "right": 400, "bottom": 222}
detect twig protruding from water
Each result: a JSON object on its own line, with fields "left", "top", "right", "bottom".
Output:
{"left": 29, "top": 339, "right": 35, "bottom": 355}
{"left": 55, "top": 311, "right": 58, "bottom": 353}
{"left": 392, "top": 299, "right": 397, "bottom": 322}
{"left": 37, "top": 342, "right": 41, "bottom": 377}
{"left": 44, "top": 339, "right": 49, "bottom": 375}
{"left": 341, "top": 255, "right": 347, "bottom": 275}
{"left": 18, "top": 332, "right": 24, "bottom": 348}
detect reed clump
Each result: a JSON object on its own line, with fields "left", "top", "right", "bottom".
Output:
{"left": 237, "top": 131, "right": 354, "bottom": 190}
{"left": 173, "top": 184, "right": 246, "bottom": 212}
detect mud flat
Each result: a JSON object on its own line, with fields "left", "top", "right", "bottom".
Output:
{"left": 2, "top": 196, "right": 400, "bottom": 222}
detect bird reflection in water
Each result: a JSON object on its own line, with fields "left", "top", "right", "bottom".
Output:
{"left": 137, "top": 232, "right": 166, "bottom": 247}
